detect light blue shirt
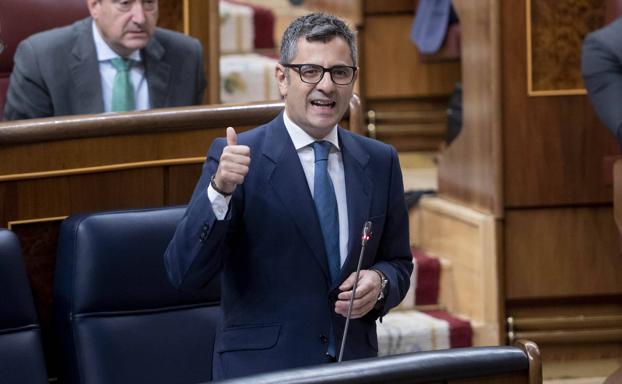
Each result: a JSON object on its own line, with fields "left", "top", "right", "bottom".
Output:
{"left": 92, "top": 21, "right": 150, "bottom": 112}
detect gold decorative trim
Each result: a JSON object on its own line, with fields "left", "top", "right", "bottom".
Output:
{"left": 0, "top": 157, "right": 206, "bottom": 182}
{"left": 183, "top": 0, "right": 190, "bottom": 36}
{"left": 526, "top": 0, "right": 587, "bottom": 97}
{"left": 8, "top": 216, "right": 67, "bottom": 230}
{"left": 528, "top": 89, "right": 587, "bottom": 96}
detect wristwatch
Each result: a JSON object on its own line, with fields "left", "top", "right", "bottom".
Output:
{"left": 371, "top": 269, "right": 388, "bottom": 302}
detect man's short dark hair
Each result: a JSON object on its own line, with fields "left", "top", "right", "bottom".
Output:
{"left": 280, "top": 12, "right": 357, "bottom": 66}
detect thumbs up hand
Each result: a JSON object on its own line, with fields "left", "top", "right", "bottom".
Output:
{"left": 213, "top": 127, "right": 251, "bottom": 195}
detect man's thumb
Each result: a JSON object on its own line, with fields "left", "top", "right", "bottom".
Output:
{"left": 226, "top": 127, "right": 237, "bottom": 146}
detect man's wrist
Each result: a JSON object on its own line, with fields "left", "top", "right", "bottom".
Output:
{"left": 210, "top": 174, "right": 232, "bottom": 197}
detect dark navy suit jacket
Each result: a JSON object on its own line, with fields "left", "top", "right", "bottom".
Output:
{"left": 164, "top": 113, "right": 413, "bottom": 380}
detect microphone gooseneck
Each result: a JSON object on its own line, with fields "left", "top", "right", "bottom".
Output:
{"left": 337, "top": 221, "right": 372, "bottom": 363}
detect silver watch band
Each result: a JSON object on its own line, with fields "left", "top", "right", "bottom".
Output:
{"left": 371, "top": 269, "right": 388, "bottom": 302}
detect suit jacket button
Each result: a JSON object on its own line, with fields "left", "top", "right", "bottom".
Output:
{"left": 319, "top": 335, "right": 328, "bottom": 344}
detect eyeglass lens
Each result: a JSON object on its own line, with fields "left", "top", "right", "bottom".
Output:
{"left": 115, "top": 0, "right": 158, "bottom": 12}
{"left": 298, "top": 65, "right": 354, "bottom": 85}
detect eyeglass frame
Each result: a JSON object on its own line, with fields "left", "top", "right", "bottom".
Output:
{"left": 280, "top": 63, "right": 358, "bottom": 85}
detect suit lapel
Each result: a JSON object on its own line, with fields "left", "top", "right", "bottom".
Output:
{"left": 262, "top": 115, "right": 331, "bottom": 281}
{"left": 69, "top": 18, "right": 104, "bottom": 113}
{"left": 143, "top": 35, "right": 171, "bottom": 108}
{"left": 337, "top": 129, "right": 372, "bottom": 285}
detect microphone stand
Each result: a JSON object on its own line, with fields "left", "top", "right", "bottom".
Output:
{"left": 337, "top": 221, "right": 372, "bottom": 363}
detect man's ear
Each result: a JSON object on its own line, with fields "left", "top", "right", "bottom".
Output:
{"left": 275, "top": 64, "right": 288, "bottom": 98}
{"left": 86, "top": 0, "right": 101, "bottom": 19}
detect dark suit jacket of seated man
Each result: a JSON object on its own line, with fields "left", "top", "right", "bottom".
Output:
{"left": 3, "top": 0, "right": 206, "bottom": 121}
{"left": 164, "top": 12, "right": 413, "bottom": 381}
{"left": 582, "top": 16, "right": 622, "bottom": 146}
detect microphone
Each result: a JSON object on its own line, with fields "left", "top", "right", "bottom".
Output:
{"left": 337, "top": 221, "right": 372, "bottom": 363}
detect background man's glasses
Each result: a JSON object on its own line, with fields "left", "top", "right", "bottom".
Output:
{"left": 281, "top": 63, "right": 357, "bottom": 85}
{"left": 114, "top": 0, "right": 158, "bottom": 12}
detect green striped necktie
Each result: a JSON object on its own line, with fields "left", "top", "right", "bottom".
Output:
{"left": 110, "top": 57, "right": 136, "bottom": 112}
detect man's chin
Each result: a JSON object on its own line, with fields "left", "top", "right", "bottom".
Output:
{"left": 311, "top": 114, "right": 340, "bottom": 129}
{"left": 122, "top": 36, "right": 150, "bottom": 50}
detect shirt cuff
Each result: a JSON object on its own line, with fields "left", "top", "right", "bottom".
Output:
{"left": 207, "top": 184, "right": 232, "bottom": 220}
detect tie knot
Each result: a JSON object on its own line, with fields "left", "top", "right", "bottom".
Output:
{"left": 312, "top": 141, "right": 332, "bottom": 162}
{"left": 110, "top": 57, "right": 132, "bottom": 72}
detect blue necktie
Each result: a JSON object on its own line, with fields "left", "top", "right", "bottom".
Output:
{"left": 312, "top": 141, "right": 340, "bottom": 358}
{"left": 312, "top": 141, "right": 340, "bottom": 283}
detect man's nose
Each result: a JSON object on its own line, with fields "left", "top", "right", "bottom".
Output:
{"left": 315, "top": 70, "right": 335, "bottom": 92}
{"left": 130, "top": 2, "right": 147, "bottom": 24}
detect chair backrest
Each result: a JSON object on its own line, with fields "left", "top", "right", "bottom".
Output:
{"left": 54, "top": 206, "right": 220, "bottom": 384}
{"left": 217, "top": 342, "right": 541, "bottom": 384}
{"left": 0, "top": 229, "right": 48, "bottom": 383}
{"left": 0, "top": 0, "right": 89, "bottom": 118}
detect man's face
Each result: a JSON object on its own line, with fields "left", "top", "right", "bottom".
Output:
{"left": 88, "top": 0, "right": 158, "bottom": 57}
{"left": 276, "top": 37, "right": 357, "bottom": 139}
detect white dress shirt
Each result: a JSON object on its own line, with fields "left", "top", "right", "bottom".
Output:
{"left": 208, "top": 111, "right": 350, "bottom": 267}
{"left": 92, "top": 21, "right": 150, "bottom": 112}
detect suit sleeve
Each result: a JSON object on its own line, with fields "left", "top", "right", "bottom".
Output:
{"left": 164, "top": 138, "right": 232, "bottom": 290}
{"left": 3, "top": 39, "right": 54, "bottom": 120}
{"left": 582, "top": 32, "right": 622, "bottom": 144}
{"left": 369, "top": 147, "right": 414, "bottom": 318}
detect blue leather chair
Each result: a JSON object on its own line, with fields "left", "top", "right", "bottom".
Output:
{"left": 0, "top": 229, "right": 48, "bottom": 383}
{"left": 54, "top": 206, "right": 220, "bottom": 384}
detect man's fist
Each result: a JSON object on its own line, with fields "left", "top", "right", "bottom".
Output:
{"left": 213, "top": 127, "right": 251, "bottom": 195}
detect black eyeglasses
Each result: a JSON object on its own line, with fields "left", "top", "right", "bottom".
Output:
{"left": 281, "top": 63, "right": 357, "bottom": 85}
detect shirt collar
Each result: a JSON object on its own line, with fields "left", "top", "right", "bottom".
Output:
{"left": 92, "top": 20, "right": 142, "bottom": 63}
{"left": 283, "top": 111, "right": 340, "bottom": 151}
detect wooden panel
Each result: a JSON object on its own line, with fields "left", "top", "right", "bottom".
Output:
{"left": 539, "top": 343, "right": 622, "bottom": 380}
{"left": 436, "top": 0, "right": 502, "bottom": 216}
{"left": 366, "top": 98, "right": 448, "bottom": 152}
{"left": 166, "top": 164, "right": 203, "bottom": 205}
{"left": 418, "top": 197, "right": 502, "bottom": 346}
{"left": 364, "top": 0, "right": 413, "bottom": 14}
{"left": 0, "top": 131, "right": 209, "bottom": 176}
{"left": 15, "top": 169, "right": 164, "bottom": 219}
{"left": 528, "top": 0, "right": 605, "bottom": 93}
{"left": 187, "top": 0, "right": 220, "bottom": 104}
{"left": 505, "top": 207, "right": 622, "bottom": 299}
{"left": 502, "top": 0, "right": 619, "bottom": 207}
{"left": 158, "top": 0, "right": 184, "bottom": 32}
{"left": 363, "top": 15, "right": 460, "bottom": 99}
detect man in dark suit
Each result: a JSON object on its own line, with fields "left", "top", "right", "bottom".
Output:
{"left": 4, "top": 0, "right": 206, "bottom": 120}
{"left": 164, "top": 13, "right": 413, "bottom": 380}
{"left": 582, "top": 17, "right": 622, "bottom": 145}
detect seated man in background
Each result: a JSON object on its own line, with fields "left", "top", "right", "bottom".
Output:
{"left": 164, "top": 12, "right": 413, "bottom": 380}
{"left": 4, "top": 0, "right": 206, "bottom": 120}
{"left": 582, "top": 16, "right": 622, "bottom": 146}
